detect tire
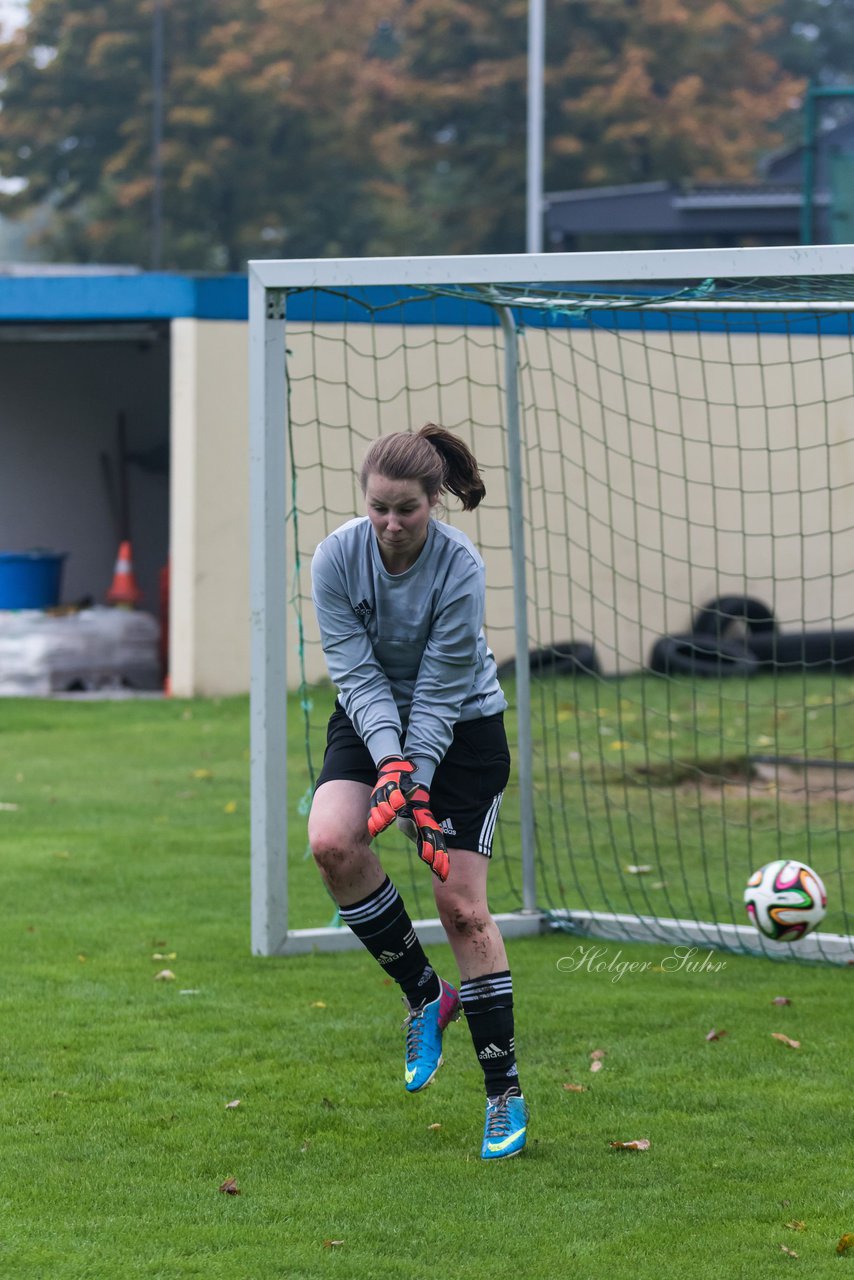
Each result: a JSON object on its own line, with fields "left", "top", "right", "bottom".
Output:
{"left": 692, "top": 595, "right": 777, "bottom": 640}
{"left": 749, "top": 629, "right": 854, "bottom": 672}
{"left": 496, "top": 641, "right": 601, "bottom": 682}
{"left": 648, "top": 633, "right": 760, "bottom": 678}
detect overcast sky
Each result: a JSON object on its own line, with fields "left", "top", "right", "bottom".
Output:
{"left": 0, "top": 0, "right": 27, "bottom": 41}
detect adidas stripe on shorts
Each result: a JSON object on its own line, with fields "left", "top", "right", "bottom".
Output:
{"left": 315, "top": 704, "right": 511, "bottom": 857}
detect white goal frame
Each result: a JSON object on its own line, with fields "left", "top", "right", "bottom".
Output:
{"left": 248, "top": 244, "right": 854, "bottom": 961}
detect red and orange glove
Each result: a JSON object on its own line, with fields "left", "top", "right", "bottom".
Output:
{"left": 367, "top": 756, "right": 417, "bottom": 838}
{"left": 402, "top": 786, "right": 450, "bottom": 883}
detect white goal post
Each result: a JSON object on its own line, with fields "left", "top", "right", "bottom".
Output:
{"left": 248, "top": 244, "right": 854, "bottom": 962}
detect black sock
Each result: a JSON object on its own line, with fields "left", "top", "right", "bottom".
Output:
{"left": 338, "top": 877, "right": 441, "bottom": 1007}
{"left": 460, "top": 970, "right": 521, "bottom": 1098}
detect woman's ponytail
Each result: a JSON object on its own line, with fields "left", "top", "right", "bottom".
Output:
{"left": 417, "top": 423, "right": 486, "bottom": 511}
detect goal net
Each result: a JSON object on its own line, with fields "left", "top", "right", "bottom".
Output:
{"left": 249, "top": 247, "right": 854, "bottom": 964}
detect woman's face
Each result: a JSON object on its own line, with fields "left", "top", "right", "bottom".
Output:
{"left": 365, "top": 472, "right": 438, "bottom": 570}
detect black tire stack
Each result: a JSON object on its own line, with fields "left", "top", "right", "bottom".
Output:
{"left": 496, "top": 641, "right": 601, "bottom": 682}
{"left": 649, "top": 596, "right": 854, "bottom": 677}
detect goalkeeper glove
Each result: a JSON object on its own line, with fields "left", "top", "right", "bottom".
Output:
{"left": 403, "top": 786, "right": 450, "bottom": 883}
{"left": 367, "top": 756, "right": 417, "bottom": 838}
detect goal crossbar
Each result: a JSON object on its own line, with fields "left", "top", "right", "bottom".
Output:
{"left": 250, "top": 243, "right": 854, "bottom": 290}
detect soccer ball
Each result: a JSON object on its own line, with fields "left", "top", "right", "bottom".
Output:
{"left": 744, "top": 859, "right": 827, "bottom": 942}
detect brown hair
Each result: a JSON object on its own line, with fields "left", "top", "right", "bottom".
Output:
{"left": 359, "top": 423, "right": 486, "bottom": 512}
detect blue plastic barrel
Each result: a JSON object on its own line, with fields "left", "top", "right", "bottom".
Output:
{"left": 0, "top": 551, "right": 67, "bottom": 609}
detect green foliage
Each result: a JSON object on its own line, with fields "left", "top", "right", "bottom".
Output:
{"left": 0, "top": 0, "right": 807, "bottom": 267}
{"left": 765, "top": 0, "right": 854, "bottom": 151}
{"left": 768, "top": 0, "right": 854, "bottom": 84}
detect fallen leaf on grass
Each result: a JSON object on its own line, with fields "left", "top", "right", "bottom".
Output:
{"left": 223, "top": 801, "right": 238, "bottom": 814}
{"left": 191, "top": 769, "right": 213, "bottom": 781}
{"left": 427, "top": 1123, "right": 442, "bottom": 1131}
{"left": 779, "top": 1245, "right": 799, "bottom": 1258}
{"left": 785, "top": 1221, "right": 806, "bottom": 1232}
{"left": 154, "top": 969, "right": 176, "bottom": 981}
{"left": 590, "top": 1048, "right": 606, "bottom": 1060}
{"left": 310, "top": 1001, "right": 327, "bottom": 1009}
{"left": 300, "top": 1140, "right": 311, "bottom": 1153}
{"left": 609, "top": 1139, "right": 651, "bottom": 1151}
{"left": 225, "top": 1099, "right": 241, "bottom": 1110}
{"left": 152, "top": 952, "right": 177, "bottom": 961}
{"left": 837, "top": 1234, "right": 854, "bottom": 1255}
{"left": 590, "top": 1060, "right": 603, "bottom": 1073}
{"left": 705, "top": 1029, "right": 728, "bottom": 1042}
{"left": 771, "top": 1033, "right": 800, "bottom": 1049}
{"left": 772, "top": 996, "right": 792, "bottom": 1006}
{"left": 323, "top": 1240, "right": 344, "bottom": 1249}
{"left": 562, "top": 1083, "right": 588, "bottom": 1093}
{"left": 218, "top": 1177, "right": 240, "bottom": 1195}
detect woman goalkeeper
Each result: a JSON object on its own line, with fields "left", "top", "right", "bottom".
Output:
{"left": 308, "top": 423, "right": 528, "bottom": 1161}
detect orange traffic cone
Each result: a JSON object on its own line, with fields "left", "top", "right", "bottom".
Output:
{"left": 106, "top": 540, "right": 143, "bottom": 607}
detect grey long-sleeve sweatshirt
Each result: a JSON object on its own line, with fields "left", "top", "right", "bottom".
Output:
{"left": 311, "top": 516, "right": 507, "bottom": 788}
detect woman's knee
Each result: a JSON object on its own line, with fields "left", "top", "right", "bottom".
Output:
{"left": 436, "top": 889, "right": 492, "bottom": 940}
{"left": 308, "top": 781, "right": 371, "bottom": 875}
{"left": 308, "top": 816, "right": 365, "bottom": 876}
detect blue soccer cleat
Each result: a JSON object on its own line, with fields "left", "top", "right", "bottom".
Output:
{"left": 481, "top": 1090, "right": 529, "bottom": 1160}
{"left": 401, "top": 978, "right": 460, "bottom": 1092}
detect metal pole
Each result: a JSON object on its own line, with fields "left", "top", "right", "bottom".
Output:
{"left": 499, "top": 306, "right": 538, "bottom": 913}
{"left": 800, "top": 84, "right": 816, "bottom": 245}
{"left": 249, "top": 273, "right": 289, "bottom": 955}
{"left": 526, "top": 0, "right": 545, "bottom": 254}
{"left": 800, "top": 86, "right": 854, "bottom": 245}
{"left": 151, "top": 0, "right": 164, "bottom": 270}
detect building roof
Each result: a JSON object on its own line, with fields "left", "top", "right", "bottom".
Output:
{"left": 0, "top": 272, "right": 248, "bottom": 322}
{"left": 544, "top": 180, "right": 814, "bottom": 242}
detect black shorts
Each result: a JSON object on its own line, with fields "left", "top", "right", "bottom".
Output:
{"left": 315, "top": 705, "right": 511, "bottom": 857}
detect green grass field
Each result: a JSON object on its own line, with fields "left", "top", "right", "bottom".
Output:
{"left": 2, "top": 694, "right": 854, "bottom": 1279}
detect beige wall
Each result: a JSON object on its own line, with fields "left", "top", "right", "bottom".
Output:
{"left": 170, "top": 318, "right": 250, "bottom": 696}
{"left": 171, "top": 315, "right": 854, "bottom": 693}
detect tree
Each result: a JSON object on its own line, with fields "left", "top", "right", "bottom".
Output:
{"left": 544, "top": 0, "right": 804, "bottom": 186}
{"left": 765, "top": 0, "right": 854, "bottom": 150}
{"left": 0, "top": 0, "right": 805, "bottom": 266}
{"left": 768, "top": 0, "right": 854, "bottom": 85}
{"left": 333, "top": 0, "right": 805, "bottom": 254}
